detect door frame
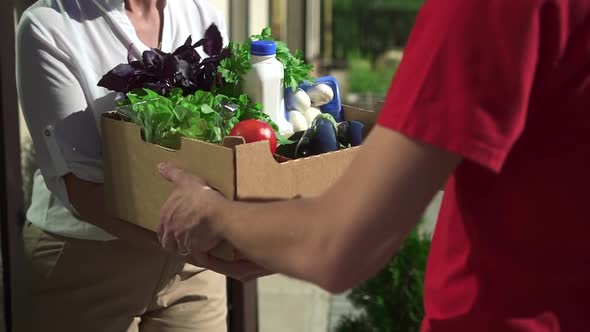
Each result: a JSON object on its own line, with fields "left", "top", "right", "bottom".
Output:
{"left": 1, "top": 0, "right": 28, "bottom": 331}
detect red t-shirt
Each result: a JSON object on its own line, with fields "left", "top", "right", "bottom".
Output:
{"left": 378, "top": 0, "right": 590, "bottom": 331}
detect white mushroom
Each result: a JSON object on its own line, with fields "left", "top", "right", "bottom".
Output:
{"left": 302, "top": 107, "right": 322, "bottom": 125}
{"left": 306, "top": 84, "right": 334, "bottom": 107}
{"left": 285, "top": 88, "right": 312, "bottom": 112}
{"left": 288, "top": 111, "right": 309, "bottom": 132}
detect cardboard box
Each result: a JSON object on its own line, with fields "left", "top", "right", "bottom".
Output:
{"left": 102, "top": 105, "right": 379, "bottom": 260}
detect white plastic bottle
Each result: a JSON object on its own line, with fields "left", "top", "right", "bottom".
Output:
{"left": 243, "top": 40, "right": 294, "bottom": 135}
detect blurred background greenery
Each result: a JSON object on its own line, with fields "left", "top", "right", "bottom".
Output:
{"left": 327, "top": 2, "right": 430, "bottom": 331}
{"left": 327, "top": 0, "right": 425, "bottom": 108}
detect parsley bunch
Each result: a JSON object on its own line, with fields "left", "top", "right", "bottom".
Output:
{"left": 219, "top": 27, "right": 314, "bottom": 94}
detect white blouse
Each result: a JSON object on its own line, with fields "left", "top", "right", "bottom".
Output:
{"left": 16, "top": 0, "right": 229, "bottom": 240}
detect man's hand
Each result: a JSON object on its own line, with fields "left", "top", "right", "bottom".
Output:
{"left": 157, "top": 162, "right": 225, "bottom": 256}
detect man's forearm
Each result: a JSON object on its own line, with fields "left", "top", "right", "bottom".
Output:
{"left": 210, "top": 128, "right": 460, "bottom": 291}
{"left": 157, "top": 126, "right": 459, "bottom": 291}
{"left": 216, "top": 196, "right": 332, "bottom": 283}
{"left": 214, "top": 194, "right": 409, "bottom": 292}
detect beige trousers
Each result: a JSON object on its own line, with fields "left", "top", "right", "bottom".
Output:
{"left": 17, "top": 222, "right": 227, "bottom": 332}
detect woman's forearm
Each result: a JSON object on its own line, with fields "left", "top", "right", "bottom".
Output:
{"left": 64, "top": 174, "right": 159, "bottom": 247}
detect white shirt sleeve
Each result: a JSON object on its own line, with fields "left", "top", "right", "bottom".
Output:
{"left": 16, "top": 13, "right": 104, "bottom": 212}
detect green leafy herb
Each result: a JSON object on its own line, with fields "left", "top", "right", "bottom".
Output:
{"left": 218, "top": 42, "right": 252, "bottom": 86}
{"left": 116, "top": 88, "right": 292, "bottom": 149}
{"left": 275, "top": 43, "right": 314, "bottom": 92}
{"left": 218, "top": 27, "right": 314, "bottom": 93}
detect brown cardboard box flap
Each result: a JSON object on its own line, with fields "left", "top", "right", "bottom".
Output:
{"left": 343, "top": 104, "right": 379, "bottom": 126}
{"left": 235, "top": 143, "right": 360, "bottom": 200}
{"left": 102, "top": 117, "right": 235, "bottom": 231}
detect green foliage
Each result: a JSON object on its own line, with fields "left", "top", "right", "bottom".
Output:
{"left": 333, "top": 0, "right": 424, "bottom": 11}
{"left": 280, "top": 47, "right": 314, "bottom": 92}
{"left": 335, "top": 226, "right": 431, "bottom": 332}
{"left": 116, "top": 88, "right": 279, "bottom": 149}
{"left": 218, "top": 27, "right": 314, "bottom": 93}
{"left": 348, "top": 54, "right": 399, "bottom": 95}
{"left": 218, "top": 41, "right": 252, "bottom": 93}
{"left": 332, "top": 0, "right": 425, "bottom": 62}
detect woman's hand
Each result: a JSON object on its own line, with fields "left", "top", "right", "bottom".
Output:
{"left": 157, "top": 162, "right": 274, "bottom": 280}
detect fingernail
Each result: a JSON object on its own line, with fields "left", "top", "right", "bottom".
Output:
{"left": 158, "top": 162, "right": 168, "bottom": 172}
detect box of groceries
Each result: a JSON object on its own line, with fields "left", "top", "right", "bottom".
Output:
{"left": 99, "top": 25, "right": 380, "bottom": 260}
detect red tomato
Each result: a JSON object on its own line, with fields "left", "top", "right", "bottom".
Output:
{"left": 229, "top": 119, "right": 278, "bottom": 154}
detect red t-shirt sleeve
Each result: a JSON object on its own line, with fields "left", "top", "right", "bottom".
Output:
{"left": 377, "top": 0, "right": 544, "bottom": 173}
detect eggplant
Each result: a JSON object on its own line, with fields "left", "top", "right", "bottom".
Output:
{"left": 336, "top": 120, "right": 365, "bottom": 147}
{"left": 275, "top": 131, "right": 306, "bottom": 159}
{"left": 336, "top": 121, "right": 350, "bottom": 146}
{"left": 295, "top": 116, "right": 339, "bottom": 158}
{"left": 348, "top": 121, "right": 364, "bottom": 146}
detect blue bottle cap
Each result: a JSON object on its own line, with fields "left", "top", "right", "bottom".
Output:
{"left": 250, "top": 40, "right": 277, "bottom": 56}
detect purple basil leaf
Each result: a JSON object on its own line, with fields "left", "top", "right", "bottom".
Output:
{"left": 174, "top": 59, "right": 195, "bottom": 93}
{"left": 128, "top": 72, "right": 160, "bottom": 90}
{"left": 129, "top": 60, "right": 144, "bottom": 69}
{"left": 192, "top": 39, "right": 205, "bottom": 49}
{"left": 183, "top": 35, "right": 192, "bottom": 47}
{"left": 192, "top": 63, "right": 218, "bottom": 91}
{"left": 172, "top": 45, "right": 201, "bottom": 63}
{"left": 219, "top": 47, "right": 232, "bottom": 59}
{"left": 142, "top": 50, "right": 163, "bottom": 71}
{"left": 200, "top": 56, "right": 220, "bottom": 66}
{"left": 144, "top": 82, "right": 171, "bottom": 96}
{"left": 176, "top": 59, "right": 192, "bottom": 80}
{"left": 99, "top": 24, "right": 229, "bottom": 95}
{"left": 162, "top": 55, "right": 180, "bottom": 82}
{"left": 199, "top": 50, "right": 230, "bottom": 67}
{"left": 202, "top": 24, "right": 223, "bottom": 56}
{"left": 153, "top": 49, "right": 170, "bottom": 57}
{"left": 97, "top": 63, "right": 139, "bottom": 93}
